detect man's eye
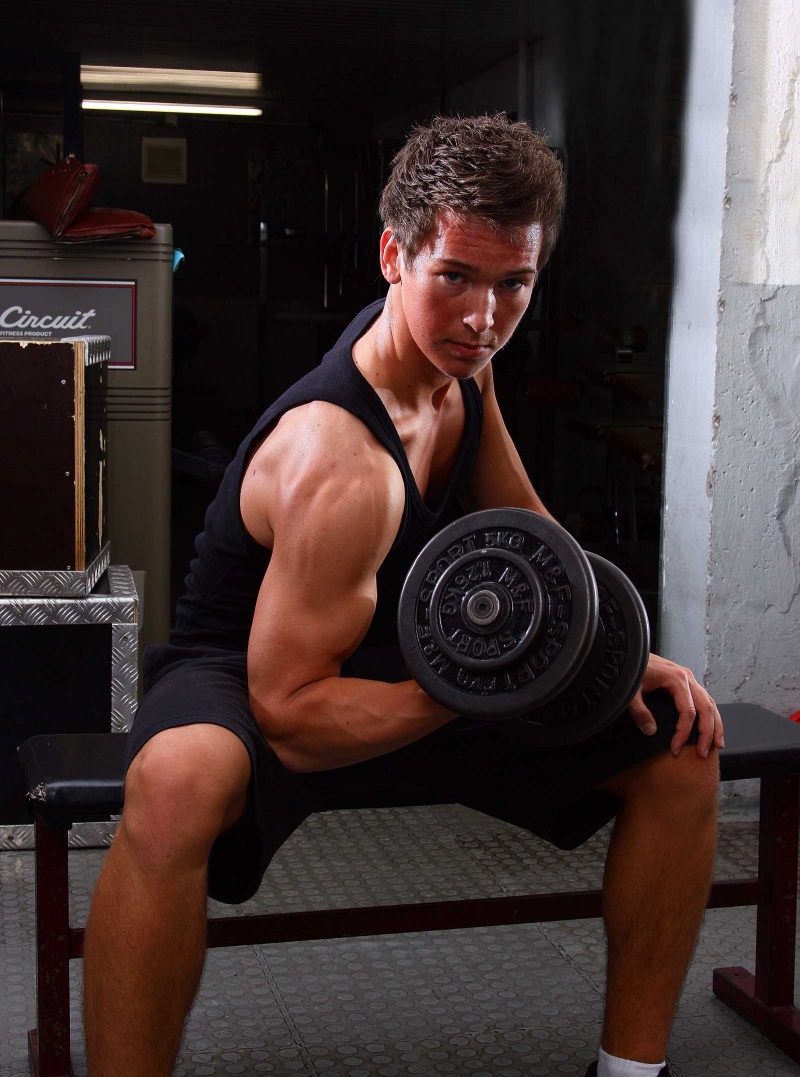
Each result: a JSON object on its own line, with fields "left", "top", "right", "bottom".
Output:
{"left": 443, "top": 272, "right": 463, "bottom": 283}
{"left": 500, "top": 278, "right": 524, "bottom": 290}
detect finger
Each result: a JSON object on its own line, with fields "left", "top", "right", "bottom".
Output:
{"left": 689, "top": 687, "right": 726, "bottom": 759}
{"left": 694, "top": 697, "right": 716, "bottom": 759}
{"left": 668, "top": 676, "right": 698, "bottom": 756}
{"left": 627, "top": 692, "right": 657, "bottom": 735}
{"left": 714, "top": 705, "right": 725, "bottom": 749}
{"left": 707, "top": 698, "right": 725, "bottom": 750}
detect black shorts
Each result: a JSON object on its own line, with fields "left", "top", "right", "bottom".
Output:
{"left": 126, "top": 643, "right": 695, "bottom": 905}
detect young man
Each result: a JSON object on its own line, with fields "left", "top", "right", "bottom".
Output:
{"left": 84, "top": 114, "right": 723, "bottom": 1077}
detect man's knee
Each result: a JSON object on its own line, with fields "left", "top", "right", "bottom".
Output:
{"left": 611, "top": 746, "right": 719, "bottom": 822}
{"left": 122, "top": 725, "right": 251, "bottom": 871}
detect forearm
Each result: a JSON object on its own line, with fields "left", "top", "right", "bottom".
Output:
{"left": 515, "top": 486, "right": 556, "bottom": 520}
{"left": 251, "top": 676, "right": 456, "bottom": 773}
{"left": 462, "top": 482, "right": 556, "bottom": 521}
{"left": 465, "top": 428, "right": 557, "bottom": 521}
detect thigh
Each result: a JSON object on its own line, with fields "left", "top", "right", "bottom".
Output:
{"left": 126, "top": 646, "right": 256, "bottom": 764}
{"left": 121, "top": 722, "right": 252, "bottom": 877}
{"left": 438, "top": 689, "right": 697, "bottom": 849}
{"left": 126, "top": 722, "right": 251, "bottom": 831}
{"left": 306, "top": 689, "right": 692, "bottom": 853}
{"left": 126, "top": 650, "right": 324, "bottom": 904}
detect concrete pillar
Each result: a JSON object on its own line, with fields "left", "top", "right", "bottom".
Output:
{"left": 661, "top": 0, "right": 800, "bottom": 801}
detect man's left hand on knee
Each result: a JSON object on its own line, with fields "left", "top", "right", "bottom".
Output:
{"left": 627, "top": 653, "right": 724, "bottom": 759}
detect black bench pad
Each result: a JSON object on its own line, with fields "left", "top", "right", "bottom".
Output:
{"left": 18, "top": 732, "right": 127, "bottom": 822}
{"left": 16, "top": 703, "right": 800, "bottom": 824}
{"left": 713, "top": 704, "right": 800, "bottom": 779}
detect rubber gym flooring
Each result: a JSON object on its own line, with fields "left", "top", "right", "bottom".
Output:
{"left": 1, "top": 805, "right": 798, "bottom": 1076}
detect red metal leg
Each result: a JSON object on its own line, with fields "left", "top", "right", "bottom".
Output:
{"left": 714, "top": 774, "right": 800, "bottom": 1062}
{"left": 28, "top": 819, "right": 74, "bottom": 1077}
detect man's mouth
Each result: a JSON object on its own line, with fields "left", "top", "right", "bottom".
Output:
{"left": 446, "top": 339, "right": 494, "bottom": 356}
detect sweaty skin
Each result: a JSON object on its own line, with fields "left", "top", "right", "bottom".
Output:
{"left": 240, "top": 210, "right": 723, "bottom": 773}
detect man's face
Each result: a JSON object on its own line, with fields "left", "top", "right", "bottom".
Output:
{"left": 382, "top": 209, "right": 542, "bottom": 380}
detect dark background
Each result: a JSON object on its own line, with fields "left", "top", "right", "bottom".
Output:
{"left": 1, "top": 0, "right": 687, "bottom": 634}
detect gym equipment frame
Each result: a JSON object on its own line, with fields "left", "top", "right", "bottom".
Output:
{"left": 17, "top": 704, "right": 800, "bottom": 1076}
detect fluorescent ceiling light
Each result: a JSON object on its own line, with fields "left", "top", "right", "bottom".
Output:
{"left": 82, "top": 99, "right": 263, "bottom": 117}
{"left": 81, "top": 65, "right": 261, "bottom": 93}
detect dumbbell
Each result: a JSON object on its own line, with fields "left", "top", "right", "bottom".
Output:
{"left": 397, "top": 508, "right": 650, "bottom": 746}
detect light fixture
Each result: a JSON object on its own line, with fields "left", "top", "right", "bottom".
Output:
{"left": 82, "top": 100, "right": 263, "bottom": 117}
{"left": 81, "top": 66, "right": 262, "bottom": 93}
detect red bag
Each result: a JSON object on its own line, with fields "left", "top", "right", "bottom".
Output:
{"left": 22, "top": 156, "right": 101, "bottom": 237}
{"left": 60, "top": 206, "right": 156, "bottom": 242}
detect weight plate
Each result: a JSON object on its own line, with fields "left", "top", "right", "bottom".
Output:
{"left": 429, "top": 549, "right": 546, "bottom": 671}
{"left": 398, "top": 508, "right": 598, "bottom": 718}
{"left": 508, "top": 552, "right": 651, "bottom": 746}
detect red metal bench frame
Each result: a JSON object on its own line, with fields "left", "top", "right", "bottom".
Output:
{"left": 27, "top": 770, "right": 800, "bottom": 1077}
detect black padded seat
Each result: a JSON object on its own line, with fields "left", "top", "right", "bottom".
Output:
{"left": 714, "top": 704, "right": 800, "bottom": 778}
{"left": 18, "top": 732, "right": 127, "bottom": 824}
{"left": 15, "top": 730, "right": 447, "bottom": 823}
{"left": 16, "top": 703, "right": 800, "bottom": 828}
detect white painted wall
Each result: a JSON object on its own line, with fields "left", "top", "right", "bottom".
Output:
{"left": 725, "top": 0, "right": 800, "bottom": 288}
{"left": 709, "top": 0, "right": 800, "bottom": 715}
{"left": 660, "top": 0, "right": 735, "bottom": 668}
{"left": 663, "top": 0, "right": 800, "bottom": 804}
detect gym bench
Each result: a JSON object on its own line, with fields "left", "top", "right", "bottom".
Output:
{"left": 16, "top": 703, "right": 800, "bottom": 1077}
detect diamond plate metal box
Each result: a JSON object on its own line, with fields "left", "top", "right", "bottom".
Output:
{"left": 0, "top": 564, "right": 137, "bottom": 849}
{"left": 0, "top": 334, "right": 110, "bottom": 596}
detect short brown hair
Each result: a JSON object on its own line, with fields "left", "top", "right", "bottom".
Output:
{"left": 379, "top": 114, "right": 564, "bottom": 267}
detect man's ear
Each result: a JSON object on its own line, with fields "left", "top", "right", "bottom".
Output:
{"left": 380, "top": 229, "right": 403, "bottom": 285}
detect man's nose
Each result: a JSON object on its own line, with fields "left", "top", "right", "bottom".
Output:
{"left": 463, "top": 291, "right": 495, "bottom": 335}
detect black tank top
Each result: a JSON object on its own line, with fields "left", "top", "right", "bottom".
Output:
{"left": 171, "top": 298, "right": 484, "bottom": 657}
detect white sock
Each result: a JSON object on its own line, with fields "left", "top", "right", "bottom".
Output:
{"left": 597, "top": 1046, "right": 665, "bottom": 1077}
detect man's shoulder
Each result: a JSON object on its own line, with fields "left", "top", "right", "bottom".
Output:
{"left": 241, "top": 400, "right": 402, "bottom": 541}
{"left": 269, "top": 401, "right": 400, "bottom": 510}
{"left": 272, "top": 399, "right": 392, "bottom": 462}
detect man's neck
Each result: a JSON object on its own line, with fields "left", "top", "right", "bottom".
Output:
{"left": 352, "top": 291, "right": 456, "bottom": 414}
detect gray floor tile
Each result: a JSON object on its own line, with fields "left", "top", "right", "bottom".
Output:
{"left": 1, "top": 810, "right": 798, "bottom": 1076}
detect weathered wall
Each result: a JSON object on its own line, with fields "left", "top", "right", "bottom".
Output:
{"left": 709, "top": 0, "right": 800, "bottom": 713}
{"left": 660, "top": 0, "right": 735, "bottom": 666}
{"left": 662, "top": 0, "right": 800, "bottom": 806}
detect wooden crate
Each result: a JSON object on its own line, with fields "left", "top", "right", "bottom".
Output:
{"left": 0, "top": 336, "right": 109, "bottom": 591}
